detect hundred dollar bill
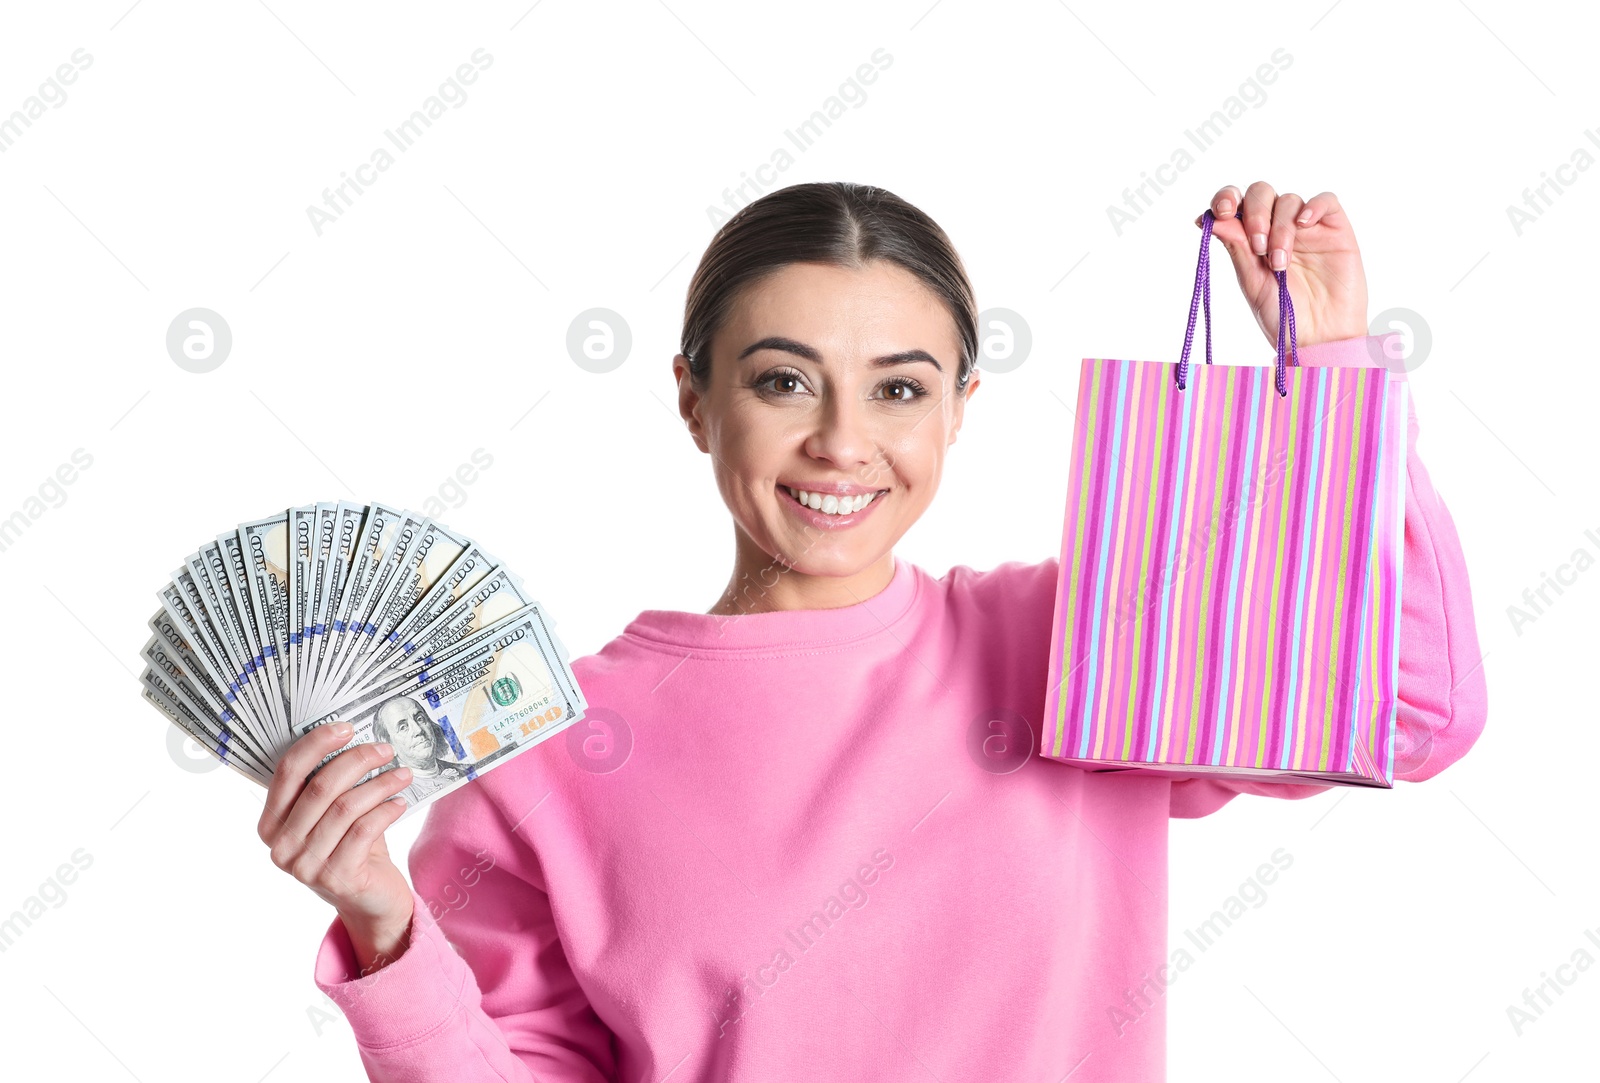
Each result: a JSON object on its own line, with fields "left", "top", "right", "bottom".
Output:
{"left": 302, "top": 503, "right": 340, "bottom": 716}
{"left": 146, "top": 610, "right": 276, "bottom": 762}
{"left": 321, "top": 519, "right": 472, "bottom": 706}
{"left": 319, "top": 509, "right": 438, "bottom": 708}
{"left": 140, "top": 641, "right": 267, "bottom": 773}
{"left": 141, "top": 679, "right": 273, "bottom": 783}
{"left": 367, "top": 523, "right": 474, "bottom": 648}
{"left": 310, "top": 502, "right": 406, "bottom": 719}
{"left": 218, "top": 528, "right": 291, "bottom": 740}
{"left": 187, "top": 544, "right": 273, "bottom": 735}
{"left": 239, "top": 512, "right": 294, "bottom": 728}
{"left": 303, "top": 502, "right": 363, "bottom": 721}
{"left": 175, "top": 557, "right": 254, "bottom": 711}
{"left": 141, "top": 670, "right": 273, "bottom": 786}
{"left": 191, "top": 541, "right": 287, "bottom": 749}
{"left": 309, "top": 595, "right": 578, "bottom": 737}
{"left": 339, "top": 540, "right": 499, "bottom": 691}
{"left": 139, "top": 638, "right": 275, "bottom": 779}
{"left": 164, "top": 565, "right": 277, "bottom": 746}
{"left": 287, "top": 504, "right": 316, "bottom": 724}
{"left": 339, "top": 563, "right": 536, "bottom": 702}
{"left": 297, "top": 611, "right": 586, "bottom": 818}
{"left": 155, "top": 580, "right": 237, "bottom": 711}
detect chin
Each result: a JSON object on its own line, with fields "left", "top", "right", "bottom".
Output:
{"left": 775, "top": 545, "right": 886, "bottom": 579}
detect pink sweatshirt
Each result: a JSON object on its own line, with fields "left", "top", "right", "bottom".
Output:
{"left": 313, "top": 333, "right": 1488, "bottom": 1081}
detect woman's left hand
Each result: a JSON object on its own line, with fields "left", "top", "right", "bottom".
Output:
{"left": 1199, "top": 182, "right": 1369, "bottom": 349}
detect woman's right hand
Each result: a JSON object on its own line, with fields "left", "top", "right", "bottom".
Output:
{"left": 258, "top": 721, "right": 417, "bottom": 974}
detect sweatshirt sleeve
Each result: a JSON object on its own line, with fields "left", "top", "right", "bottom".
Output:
{"left": 1170, "top": 332, "right": 1490, "bottom": 819}
{"left": 312, "top": 780, "right": 617, "bottom": 1081}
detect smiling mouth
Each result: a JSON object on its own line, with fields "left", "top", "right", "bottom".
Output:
{"left": 780, "top": 485, "right": 888, "bottom": 516}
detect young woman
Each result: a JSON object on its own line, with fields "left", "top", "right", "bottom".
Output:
{"left": 259, "top": 181, "right": 1488, "bottom": 1081}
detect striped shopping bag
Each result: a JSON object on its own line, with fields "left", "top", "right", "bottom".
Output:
{"left": 1039, "top": 208, "right": 1407, "bottom": 787}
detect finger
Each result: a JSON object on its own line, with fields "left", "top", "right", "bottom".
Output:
{"left": 324, "top": 795, "right": 412, "bottom": 883}
{"left": 1209, "top": 185, "right": 1242, "bottom": 220}
{"left": 1268, "top": 192, "right": 1306, "bottom": 272}
{"left": 1193, "top": 186, "right": 1241, "bottom": 230}
{"left": 270, "top": 741, "right": 398, "bottom": 866}
{"left": 1200, "top": 186, "right": 1253, "bottom": 274}
{"left": 1292, "top": 190, "right": 1343, "bottom": 229}
{"left": 300, "top": 765, "right": 415, "bottom": 873}
{"left": 259, "top": 721, "right": 354, "bottom": 843}
{"left": 1240, "top": 181, "right": 1278, "bottom": 258}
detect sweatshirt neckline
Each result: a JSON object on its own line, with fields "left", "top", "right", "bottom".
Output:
{"left": 620, "top": 555, "right": 921, "bottom": 654}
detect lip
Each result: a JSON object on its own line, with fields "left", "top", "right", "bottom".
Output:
{"left": 777, "top": 480, "right": 886, "bottom": 497}
{"left": 778, "top": 483, "right": 887, "bottom": 530}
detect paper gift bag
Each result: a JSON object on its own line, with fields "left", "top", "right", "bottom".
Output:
{"left": 1039, "top": 209, "right": 1407, "bottom": 788}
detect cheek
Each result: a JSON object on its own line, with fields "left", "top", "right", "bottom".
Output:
{"left": 881, "top": 428, "right": 945, "bottom": 489}
{"left": 711, "top": 408, "right": 795, "bottom": 489}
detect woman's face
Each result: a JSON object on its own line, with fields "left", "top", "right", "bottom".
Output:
{"left": 673, "top": 259, "right": 979, "bottom": 578}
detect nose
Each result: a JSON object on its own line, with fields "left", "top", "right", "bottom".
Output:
{"left": 801, "top": 388, "right": 875, "bottom": 469}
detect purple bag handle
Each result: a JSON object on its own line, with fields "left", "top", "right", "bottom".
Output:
{"left": 1176, "top": 207, "right": 1298, "bottom": 397}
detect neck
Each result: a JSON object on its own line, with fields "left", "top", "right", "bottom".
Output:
{"left": 707, "top": 529, "right": 895, "bottom": 616}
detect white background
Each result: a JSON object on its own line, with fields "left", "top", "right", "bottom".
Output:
{"left": 0, "top": 1, "right": 1593, "bottom": 1080}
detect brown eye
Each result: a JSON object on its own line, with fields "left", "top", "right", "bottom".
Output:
{"left": 754, "top": 368, "right": 810, "bottom": 397}
{"left": 876, "top": 377, "right": 928, "bottom": 403}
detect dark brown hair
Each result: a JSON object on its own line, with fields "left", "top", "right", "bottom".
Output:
{"left": 680, "top": 181, "right": 978, "bottom": 393}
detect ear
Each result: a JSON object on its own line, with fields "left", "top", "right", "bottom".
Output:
{"left": 673, "top": 353, "right": 710, "bottom": 454}
{"left": 948, "top": 372, "right": 979, "bottom": 446}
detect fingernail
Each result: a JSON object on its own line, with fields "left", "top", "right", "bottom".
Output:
{"left": 375, "top": 742, "right": 393, "bottom": 756}
{"left": 1217, "top": 199, "right": 1233, "bottom": 215}
{"left": 1297, "top": 211, "right": 1312, "bottom": 224}
{"left": 1251, "top": 233, "right": 1267, "bottom": 255}
{"left": 394, "top": 767, "right": 412, "bottom": 780}
{"left": 1270, "top": 248, "right": 1287, "bottom": 271}
{"left": 330, "top": 721, "right": 352, "bottom": 738}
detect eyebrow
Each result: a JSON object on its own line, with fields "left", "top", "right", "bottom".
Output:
{"left": 736, "top": 336, "right": 943, "bottom": 372}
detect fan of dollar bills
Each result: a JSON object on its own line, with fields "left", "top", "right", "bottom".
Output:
{"left": 138, "top": 501, "right": 588, "bottom": 817}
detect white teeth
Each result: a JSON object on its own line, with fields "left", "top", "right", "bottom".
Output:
{"left": 786, "top": 487, "right": 880, "bottom": 515}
